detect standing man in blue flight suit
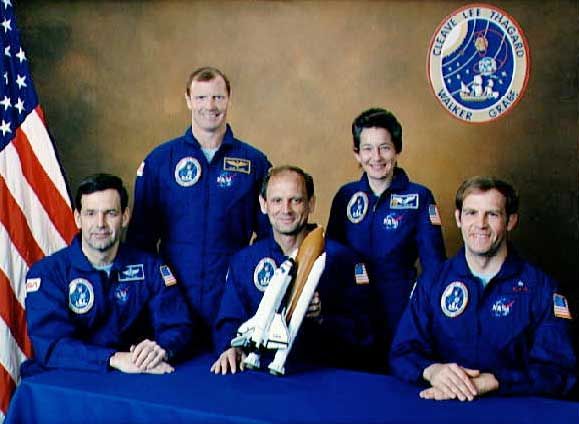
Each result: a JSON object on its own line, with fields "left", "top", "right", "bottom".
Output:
{"left": 127, "top": 67, "right": 271, "bottom": 350}
{"left": 389, "top": 177, "right": 576, "bottom": 400}
{"left": 327, "top": 108, "right": 446, "bottom": 371}
{"left": 25, "top": 174, "right": 194, "bottom": 374}
{"left": 211, "top": 166, "right": 372, "bottom": 374}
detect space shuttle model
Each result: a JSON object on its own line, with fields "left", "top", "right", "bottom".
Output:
{"left": 231, "top": 226, "right": 326, "bottom": 375}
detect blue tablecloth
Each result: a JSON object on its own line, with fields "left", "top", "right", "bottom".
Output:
{"left": 6, "top": 355, "right": 579, "bottom": 424}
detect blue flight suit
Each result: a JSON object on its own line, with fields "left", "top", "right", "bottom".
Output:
{"left": 327, "top": 167, "right": 446, "bottom": 367}
{"left": 127, "top": 125, "right": 271, "bottom": 348}
{"left": 214, "top": 228, "right": 373, "bottom": 369}
{"left": 24, "top": 235, "right": 194, "bottom": 372}
{"left": 389, "top": 247, "right": 577, "bottom": 397}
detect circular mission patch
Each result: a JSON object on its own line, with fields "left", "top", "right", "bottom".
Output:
{"left": 427, "top": 4, "right": 530, "bottom": 123}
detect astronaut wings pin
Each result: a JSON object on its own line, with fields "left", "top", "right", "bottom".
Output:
{"left": 231, "top": 226, "right": 326, "bottom": 375}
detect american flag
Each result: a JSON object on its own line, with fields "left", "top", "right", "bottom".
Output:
{"left": 354, "top": 262, "right": 369, "bottom": 285}
{"left": 0, "top": 2, "right": 76, "bottom": 420}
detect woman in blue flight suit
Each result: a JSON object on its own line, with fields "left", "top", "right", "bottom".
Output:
{"left": 327, "top": 108, "right": 446, "bottom": 371}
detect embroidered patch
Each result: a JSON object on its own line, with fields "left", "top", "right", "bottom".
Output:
{"left": 429, "top": 204, "right": 442, "bottom": 226}
{"left": 160, "top": 265, "right": 177, "bottom": 286}
{"left": 427, "top": 4, "right": 530, "bottom": 123}
{"left": 491, "top": 296, "right": 514, "bottom": 317}
{"left": 553, "top": 293, "right": 572, "bottom": 319}
{"left": 216, "top": 171, "right": 235, "bottom": 188}
{"left": 512, "top": 280, "right": 528, "bottom": 293}
{"left": 354, "top": 262, "right": 369, "bottom": 285}
{"left": 223, "top": 157, "right": 251, "bottom": 174}
{"left": 253, "top": 258, "right": 277, "bottom": 292}
{"left": 347, "top": 191, "right": 368, "bottom": 224}
{"left": 390, "top": 194, "right": 419, "bottom": 209}
{"left": 440, "top": 281, "right": 468, "bottom": 318}
{"left": 118, "top": 264, "right": 144, "bottom": 282}
{"left": 68, "top": 278, "right": 94, "bottom": 314}
{"left": 26, "top": 277, "right": 41, "bottom": 293}
{"left": 383, "top": 213, "right": 403, "bottom": 230}
{"left": 114, "top": 284, "right": 130, "bottom": 304}
{"left": 174, "top": 156, "right": 201, "bottom": 187}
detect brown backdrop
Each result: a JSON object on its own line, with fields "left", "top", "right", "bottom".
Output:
{"left": 18, "top": 1, "right": 578, "bottom": 309}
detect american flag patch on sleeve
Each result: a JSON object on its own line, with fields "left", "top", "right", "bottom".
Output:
{"left": 429, "top": 204, "right": 442, "bottom": 225}
{"left": 160, "top": 265, "right": 177, "bottom": 287}
{"left": 354, "top": 263, "right": 369, "bottom": 285}
{"left": 553, "top": 293, "right": 572, "bottom": 319}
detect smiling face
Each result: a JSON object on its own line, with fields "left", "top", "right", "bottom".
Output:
{"left": 186, "top": 75, "right": 230, "bottom": 134}
{"left": 355, "top": 127, "right": 398, "bottom": 185}
{"left": 455, "top": 188, "right": 518, "bottom": 259}
{"left": 259, "top": 171, "right": 315, "bottom": 238}
{"left": 74, "top": 189, "right": 129, "bottom": 260}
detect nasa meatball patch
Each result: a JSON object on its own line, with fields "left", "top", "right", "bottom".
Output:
{"left": 428, "top": 4, "right": 530, "bottom": 123}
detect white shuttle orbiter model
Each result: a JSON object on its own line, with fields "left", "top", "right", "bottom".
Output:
{"left": 231, "top": 226, "right": 326, "bottom": 375}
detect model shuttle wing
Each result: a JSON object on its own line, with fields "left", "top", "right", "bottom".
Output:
{"left": 232, "top": 226, "right": 326, "bottom": 375}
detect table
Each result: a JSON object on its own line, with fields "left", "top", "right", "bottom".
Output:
{"left": 6, "top": 356, "right": 579, "bottom": 424}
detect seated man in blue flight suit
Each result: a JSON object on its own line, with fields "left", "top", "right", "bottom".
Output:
{"left": 211, "top": 165, "right": 372, "bottom": 374}
{"left": 24, "top": 174, "right": 194, "bottom": 374}
{"left": 389, "top": 177, "right": 576, "bottom": 400}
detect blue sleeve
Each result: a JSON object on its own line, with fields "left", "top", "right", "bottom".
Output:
{"left": 213, "top": 264, "right": 248, "bottom": 354}
{"left": 148, "top": 263, "right": 195, "bottom": 362}
{"left": 126, "top": 157, "right": 161, "bottom": 253}
{"left": 415, "top": 189, "right": 446, "bottom": 274}
{"left": 25, "top": 266, "right": 115, "bottom": 372}
{"left": 326, "top": 190, "right": 346, "bottom": 243}
{"left": 389, "top": 274, "right": 437, "bottom": 384}
{"left": 494, "top": 281, "right": 576, "bottom": 396}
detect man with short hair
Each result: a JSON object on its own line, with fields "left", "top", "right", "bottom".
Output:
{"left": 25, "top": 174, "right": 194, "bottom": 374}
{"left": 127, "top": 67, "right": 271, "bottom": 350}
{"left": 211, "top": 166, "right": 372, "bottom": 374}
{"left": 389, "top": 177, "right": 576, "bottom": 400}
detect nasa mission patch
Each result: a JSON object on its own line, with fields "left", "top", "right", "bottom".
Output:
{"left": 428, "top": 4, "right": 530, "bottom": 123}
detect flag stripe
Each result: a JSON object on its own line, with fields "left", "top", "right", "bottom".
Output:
{"left": 15, "top": 122, "right": 75, "bottom": 244}
{"left": 0, "top": 366, "right": 15, "bottom": 418}
{"left": 0, "top": 176, "right": 44, "bottom": 266}
{"left": 0, "top": 317, "right": 26, "bottom": 385}
{"left": 0, "top": 224, "right": 29, "bottom": 309}
{"left": 0, "top": 268, "right": 31, "bottom": 357}
{"left": 22, "top": 107, "right": 70, "bottom": 204}
{"left": 0, "top": 142, "right": 67, "bottom": 257}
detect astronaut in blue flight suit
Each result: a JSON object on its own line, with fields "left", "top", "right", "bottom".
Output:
{"left": 327, "top": 108, "right": 446, "bottom": 370}
{"left": 25, "top": 174, "right": 193, "bottom": 374}
{"left": 211, "top": 166, "right": 372, "bottom": 374}
{"left": 126, "top": 67, "right": 271, "bottom": 349}
{"left": 389, "top": 177, "right": 576, "bottom": 401}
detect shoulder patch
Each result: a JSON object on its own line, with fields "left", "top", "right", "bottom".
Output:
{"left": 347, "top": 191, "right": 369, "bottom": 224}
{"left": 160, "top": 265, "right": 177, "bottom": 286}
{"left": 224, "top": 157, "right": 251, "bottom": 174}
{"left": 553, "top": 293, "right": 572, "bottom": 319}
{"left": 429, "top": 204, "right": 442, "bottom": 225}
{"left": 26, "top": 277, "right": 41, "bottom": 293}
{"left": 136, "top": 161, "right": 145, "bottom": 177}
{"left": 175, "top": 156, "right": 201, "bottom": 187}
{"left": 440, "top": 281, "right": 468, "bottom": 318}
